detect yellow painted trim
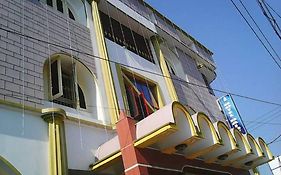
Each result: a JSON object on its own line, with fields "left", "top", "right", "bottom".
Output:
{"left": 115, "top": 64, "right": 130, "bottom": 115}
{"left": 0, "top": 155, "right": 22, "bottom": 175}
{"left": 91, "top": 152, "right": 122, "bottom": 171}
{"left": 252, "top": 167, "right": 260, "bottom": 175}
{"left": 217, "top": 121, "right": 238, "bottom": 150}
{"left": 196, "top": 112, "right": 220, "bottom": 145}
{"left": 0, "top": 98, "right": 41, "bottom": 113}
{"left": 151, "top": 36, "right": 178, "bottom": 102}
{"left": 258, "top": 137, "right": 274, "bottom": 160}
{"left": 247, "top": 134, "right": 263, "bottom": 157}
{"left": 91, "top": 0, "right": 119, "bottom": 125}
{"left": 42, "top": 109, "right": 68, "bottom": 175}
{"left": 156, "top": 85, "right": 164, "bottom": 108}
{"left": 66, "top": 115, "right": 113, "bottom": 130}
{"left": 161, "top": 103, "right": 201, "bottom": 154}
{"left": 172, "top": 102, "right": 198, "bottom": 136}
{"left": 120, "top": 67, "right": 164, "bottom": 109}
{"left": 234, "top": 129, "right": 252, "bottom": 154}
{"left": 134, "top": 124, "right": 177, "bottom": 148}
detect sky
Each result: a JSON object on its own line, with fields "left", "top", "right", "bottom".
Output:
{"left": 145, "top": 0, "right": 281, "bottom": 174}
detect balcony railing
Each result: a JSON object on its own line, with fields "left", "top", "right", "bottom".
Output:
{"left": 114, "top": 0, "right": 214, "bottom": 64}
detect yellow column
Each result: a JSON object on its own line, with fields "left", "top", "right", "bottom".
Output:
{"left": 91, "top": 0, "right": 119, "bottom": 125}
{"left": 42, "top": 108, "right": 68, "bottom": 175}
{"left": 252, "top": 167, "right": 260, "bottom": 175}
{"left": 151, "top": 36, "right": 178, "bottom": 102}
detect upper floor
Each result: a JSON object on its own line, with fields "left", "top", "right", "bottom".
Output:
{"left": 0, "top": 0, "right": 222, "bottom": 126}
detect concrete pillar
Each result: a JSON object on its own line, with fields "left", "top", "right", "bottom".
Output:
{"left": 42, "top": 108, "right": 68, "bottom": 175}
{"left": 91, "top": 0, "right": 119, "bottom": 125}
{"left": 151, "top": 35, "right": 178, "bottom": 102}
{"left": 116, "top": 112, "right": 148, "bottom": 175}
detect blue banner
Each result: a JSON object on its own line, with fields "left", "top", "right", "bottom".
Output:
{"left": 217, "top": 94, "right": 247, "bottom": 134}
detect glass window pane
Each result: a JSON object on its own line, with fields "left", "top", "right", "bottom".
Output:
{"left": 51, "top": 60, "right": 60, "bottom": 96}
{"left": 47, "top": 0, "right": 53, "bottom": 7}
{"left": 57, "top": 0, "right": 63, "bottom": 13}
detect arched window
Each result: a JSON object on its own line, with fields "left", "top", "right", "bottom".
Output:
{"left": 0, "top": 156, "right": 21, "bottom": 175}
{"left": 40, "top": 0, "right": 87, "bottom": 26}
{"left": 44, "top": 54, "right": 97, "bottom": 112}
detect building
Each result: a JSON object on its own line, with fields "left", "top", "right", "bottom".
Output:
{"left": 0, "top": 0, "right": 273, "bottom": 175}
{"left": 269, "top": 155, "right": 281, "bottom": 175}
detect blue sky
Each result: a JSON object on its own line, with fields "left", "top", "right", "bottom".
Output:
{"left": 146, "top": 0, "right": 281, "bottom": 173}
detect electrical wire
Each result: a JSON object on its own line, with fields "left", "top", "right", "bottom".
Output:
{"left": 238, "top": 0, "right": 281, "bottom": 62}
{"left": 268, "top": 133, "right": 281, "bottom": 145}
{"left": 246, "top": 106, "right": 280, "bottom": 128}
{"left": 248, "top": 109, "right": 281, "bottom": 131}
{"left": 257, "top": 0, "right": 281, "bottom": 40}
{"left": 264, "top": 1, "right": 281, "bottom": 19}
{"left": 244, "top": 120, "right": 281, "bottom": 126}
{"left": 1, "top": 26, "right": 281, "bottom": 107}
{"left": 229, "top": 0, "right": 281, "bottom": 70}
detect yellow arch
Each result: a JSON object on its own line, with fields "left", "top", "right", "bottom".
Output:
{"left": 0, "top": 156, "right": 21, "bottom": 175}
{"left": 196, "top": 112, "right": 220, "bottom": 144}
{"left": 134, "top": 101, "right": 199, "bottom": 148}
{"left": 172, "top": 102, "right": 198, "bottom": 137}
{"left": 247, "top": 134, "right": 263, "bottom": 157}
{"left": 258, "top": 137, "right": 274, "bottom": 160}
{"left": 217, "top": 121, "right": 238, "bottom": 150}
{"left": 233, "top": 129, "right": 251, "bottom": 154}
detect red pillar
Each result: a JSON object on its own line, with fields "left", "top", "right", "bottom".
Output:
{"left": 116, "top": 111, "right": 148, "bottom": 175}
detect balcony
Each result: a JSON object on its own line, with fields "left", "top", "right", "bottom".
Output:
{"left": 90, "top": 102, "right": 274, "bottom": 175}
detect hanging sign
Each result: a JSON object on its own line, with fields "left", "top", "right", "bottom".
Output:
{"left": 217, "top": 94, "right": 247, "bottom": 134}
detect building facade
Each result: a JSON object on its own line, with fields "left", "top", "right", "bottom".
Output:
{"left": 0, "top": 0, "right": 273, "bottom": 175}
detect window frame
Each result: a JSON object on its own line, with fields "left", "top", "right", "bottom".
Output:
{"left": 116, "top": 65, "right": 164, "bottom": 121}
{"left": 50, "top": 59, "right": 63, "bottom": 100}
{"left": 48, "top": 57, "right": 87, "bottom": 110}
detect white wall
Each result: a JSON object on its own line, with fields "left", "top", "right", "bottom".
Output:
{"left": 64, "top": 120, "right": 115, "bottom": 170}
{"left": 105, "top": 39, "right": 172, "bottom": 105}
{"left": 0, "top": 105, "right": 49, "bottom": 175}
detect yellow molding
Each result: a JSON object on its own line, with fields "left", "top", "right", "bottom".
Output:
{"left": 134, "top": 124, "right": 177, "bottom": 148}
{"left": 91, "top": 0, "right": 119, "bottom": 125}
{"left": 196, "top": 112, "right": 221, "bottom": 145}
{"left": 0, "top": 99, "right": 41, "bottom": 113}
{"left": 0, "top": 155, "right": 22, "bottom": 175}
{"left": 120, "top": 66, "right": 164, "bottom": 109}
{"left": 258, "top": 137, "right": 274, "bottom": 160}
{"left": 217, "top": 121, "right": 238, "bottom": 150}
{"left": 91, "top": 152, "right": 122, "bottom": 171}
{"left": 151, "top": 36, "right": 178, "bottom": 102}
{"left": 247, "top": 134, "right": 263, "bottom": 157}
{"left": 42, "top": 109, "right": 68, "bottom": 175}
{"left": 66, "top": 115, "right": 113, "bottom": 130}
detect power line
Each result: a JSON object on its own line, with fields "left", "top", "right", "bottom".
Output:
{"left": 264, "top": 1, "right": 281, "bottom": 19}
{"left": 238, "top": 0, "right": 281, "bottom": 62}
{"left": 268, "top": 133, "right": 281, "bottom": 145}
{"left": 244, "top": 120, "right": 281, "bottom": 126}
{"left": 257, "top": 0, "right": 281, "bottom": 40}
{"left": 246, "top": 106, "right": 280, "bottom": 128}
{"left": 1, "top": 26, "right": 281, "bottom": 107}
{"left": 229, "top": 0, "right": 281, "bottom": 70}
{"left": 248, "top": 109, "right": 281, "bottom": 131}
